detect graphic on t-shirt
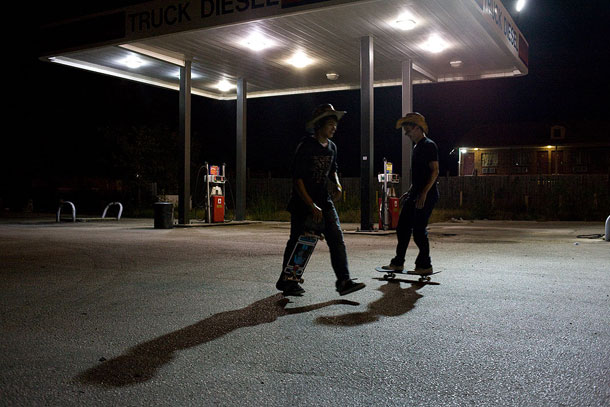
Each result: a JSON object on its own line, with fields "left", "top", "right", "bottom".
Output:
{"left": 311, "top": 155, "right": 333, "bottom": 184}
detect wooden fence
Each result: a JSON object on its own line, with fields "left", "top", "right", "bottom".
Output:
{"left": 435, "top": 175, "right": 609, "bottom": 220}
{"left": 237, "top": 175, "right": 609, "bottom": 221}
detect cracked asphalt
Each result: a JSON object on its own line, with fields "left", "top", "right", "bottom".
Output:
{"left": 1, "top": 218, "right": 608, "bottom": 406}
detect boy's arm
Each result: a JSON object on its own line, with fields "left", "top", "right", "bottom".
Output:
{"left": 329, "top": 171, "right": 343, "bottom": 202}
{"left": 295, "top": 178, "right": 323, "bottom": 222}
{"left": 416, "top": 161, "right": 439, "bottom": 209}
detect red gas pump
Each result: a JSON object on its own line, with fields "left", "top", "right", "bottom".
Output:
{"left": 212, "top": 195, "right": 225, "bottom": 223}
{"left": 378, "top": 159, "right": 401, "bottom": 230}
{"left": 205, "top": 163, "right": 226, "bottom": 223}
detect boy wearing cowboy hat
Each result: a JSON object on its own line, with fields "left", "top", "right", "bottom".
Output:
{"left": 276, "top": 104, "right": 365, "bottom": 296}
{"left": 382, "top": 112, "right": 440, "bottom": 275}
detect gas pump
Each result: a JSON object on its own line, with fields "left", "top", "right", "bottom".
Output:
{"left": 378, "top": 158, "right": 401, "bottom": 230}
{"left": 204, "top": 162, "right": 226, "bottom": 223}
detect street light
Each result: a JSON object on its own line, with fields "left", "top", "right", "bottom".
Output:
{"left": 516, "top": 0, "right": 526, "bottom": 12}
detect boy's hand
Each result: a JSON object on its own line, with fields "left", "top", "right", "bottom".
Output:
{"left": 416, "top": 194, "right": 427, "bottom": 209}
{"left": 311, "top": 203, "right": 323, "bottom": 223}
{"left": 332, "top": 185, "right": 343, "bottom": 202}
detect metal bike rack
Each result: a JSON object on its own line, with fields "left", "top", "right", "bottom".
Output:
{"left": 102, "top": 202, "right": 123, "bottom": 220}
{"left": 56, "top": 201, "right": 76, "bottom": 223}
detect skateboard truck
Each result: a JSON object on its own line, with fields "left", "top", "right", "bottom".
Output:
{"left": 375, "top": 267, "right": 441, "bottom": 283}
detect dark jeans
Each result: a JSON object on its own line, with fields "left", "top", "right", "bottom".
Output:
{"left": 393, "top": 189, "right": 439, "bottom": 268}
{"left": 281, "top": 201, "right": 350, "bottom": 282}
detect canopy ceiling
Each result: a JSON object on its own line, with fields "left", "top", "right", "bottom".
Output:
{"left": 41, "top": 0, "right": 528, "bottom": 99}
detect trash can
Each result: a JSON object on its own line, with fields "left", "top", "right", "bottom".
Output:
{"left": 153, "top": 202, "right": 174, "bottom": 229}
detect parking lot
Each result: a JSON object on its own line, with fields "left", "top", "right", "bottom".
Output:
{"left": 1, "top": 218, "right": 608, "bottom": 406}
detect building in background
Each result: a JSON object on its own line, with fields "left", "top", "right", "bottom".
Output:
{"left": 457, "top": 121, "right": 610, "bottom": 176}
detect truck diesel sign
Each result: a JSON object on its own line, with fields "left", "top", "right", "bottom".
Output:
{"left": 473, "top": 0, "right": 529, "bottom": 67}
{"left": 41, "top": 0, "right": 358, "bottom": 55}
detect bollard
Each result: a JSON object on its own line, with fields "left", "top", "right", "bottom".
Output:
{"left": 57, "top": 201, "right": 76, "bottom": 222}
{"left": 606, "top": 215, "right": 610, "bottom": 242}
{"left": 102, "top": 202, "right": 123, "bottom": 220}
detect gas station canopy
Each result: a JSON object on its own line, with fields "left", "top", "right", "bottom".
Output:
{"left": 40, "top": 0, "right": 528, "bottom": 100}
{"left": 40, "top": 0, "right": 528, "bottom": 228}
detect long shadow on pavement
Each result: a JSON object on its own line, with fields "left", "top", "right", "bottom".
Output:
{"left": 316, "top": 280, "right": 424, "bottom": 326}
{"left": 75, "top": 294, "right": 358, "bottom": 387}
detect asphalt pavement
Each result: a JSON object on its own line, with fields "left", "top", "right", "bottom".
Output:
{"left": 1, "top": 218, "right": 609, "bottom": 406}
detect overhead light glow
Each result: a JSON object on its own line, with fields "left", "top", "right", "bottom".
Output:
{"left": 173, "top": 70, "right": 201, "bottom": 79}
{"left": 286, "top": 51, "right": 313, "bottom": 68}
{"left": 460, "top": 148, "right": 468, "bottom": 154}
{"left": 516, "top": 0, "right": 526, "bottom": 12}
{"left": 239, "top": 32, "right": 275, "bottom": 52}
{"left": 450, "top": 60, "right": 463, "bottom": 68}
{"left": 326, "top": 72, "right": 339, "bottom": 80}
{"left": 119, "top": 55, "right": 145, "bottom": 69}
{"left": 216, "top": 79, "right": 236, "bottom": 92}
{"left": 420, "top": 35, "right": 448, "bottom": 53}
{"left": 392, "top": 12, "right": 417, "bottom": 30}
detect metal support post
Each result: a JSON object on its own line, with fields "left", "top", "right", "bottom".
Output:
{"left": 236, "top": 78, "right": 247, "bottom": 221}
{"left": 401, "top": 59, "right": 413, "bottom": 194}
{"left": 382, "top": 157, "right": 389, "bottom": 230}
{"left": 179, "top": 60, "right": 192, "bottom": 225}
{"left": 360, "top": 36, "right": 374, "bottom": 231}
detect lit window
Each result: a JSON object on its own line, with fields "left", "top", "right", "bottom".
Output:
{"left": 482, "top": 152, "right": 498, "bottom": 167}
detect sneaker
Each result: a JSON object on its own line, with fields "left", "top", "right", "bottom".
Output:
{"left": 413, "top": 266, "right": 433, "bottom": 275}
{"left": 276, "top": 280, "right": 305, "bottom": 296}
{"left": 381, "top": 263, "right": 404, "bottom": 272}
{"left": 336, "top": 279, "right": 366, "bottom": 296}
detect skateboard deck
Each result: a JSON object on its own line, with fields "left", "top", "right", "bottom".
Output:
{"left": 375, "top": 267, "right": 442, "bottom": 283}
{"left": 281, "top": 233, "right": 321, "bottom": 283}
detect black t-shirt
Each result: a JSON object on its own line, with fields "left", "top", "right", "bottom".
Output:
{"left": 411, "top": 137, "right": 439, "bottom": 195}
{"left": 288, "top": 136, "right": 338, "bottom": 213}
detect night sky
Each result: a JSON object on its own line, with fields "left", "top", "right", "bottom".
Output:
{"left": 6, "top": 0, "right": 609, "bottom": 208}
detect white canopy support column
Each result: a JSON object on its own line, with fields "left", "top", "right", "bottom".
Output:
{"left": 360, "top": 36, "right": 374, "bottom": 231}
{"left": 236, "top": 78, "right": 247, "bottom": 221}
{"left": 178, "top": 59, "right": 192, "bottom": 225}
{"left": 401, "top": 59, "right": 413, "bottom": 194}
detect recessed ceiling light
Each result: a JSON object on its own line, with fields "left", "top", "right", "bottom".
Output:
{"left": 392, "top": 12, "right": 417, "bottom": 30}
{"left": 326, "top": 72, "right": 339, "bottom": 80}
{"left": 239, "top": 32, "right": 275, "bottom": 52}
{"left": 286, "top": 51, "right": 313, "bottom": 68}
{"left": 119, "top": 55, "right": 145, "bottom": 69}
{"left": 450, "top": 60, "right": 463, "bottom": 68}
{"left": 420, "top": 35, "right": 448, "bottom": 53}
{"left": 216, "top": 79, "right": 236, "bottom": 92}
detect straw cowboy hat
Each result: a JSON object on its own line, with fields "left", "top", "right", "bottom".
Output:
{"left": 395, "top": 112, "right": 429, "bottom": 134}
{"left": 306, "top": 103, "right": 346, "bottom": 133}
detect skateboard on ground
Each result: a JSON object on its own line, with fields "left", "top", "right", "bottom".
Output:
{"left": 281, "top": 232, "right": 324, "bottom": 284}
{"left": 375, "top": 267, "right": 442, "bottom": 283}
